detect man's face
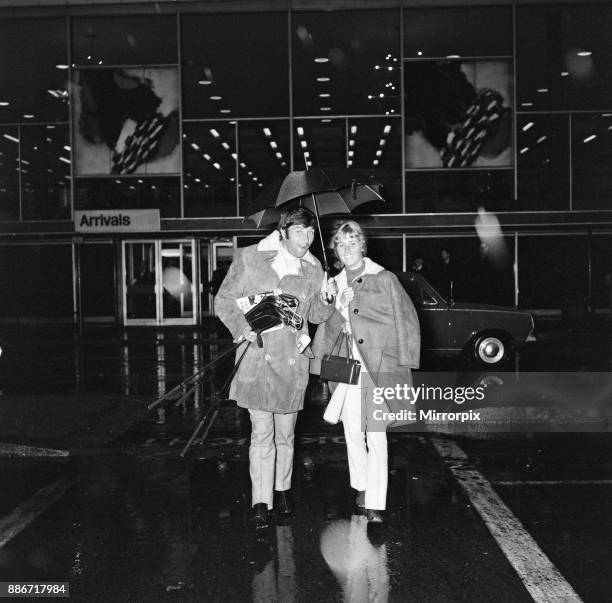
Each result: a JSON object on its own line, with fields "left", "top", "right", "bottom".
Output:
{"left": 282, "top": 224, "right": 315, "bottom": 258}
{"left": 441, "top": 250, "right": 450, "bottom": 262}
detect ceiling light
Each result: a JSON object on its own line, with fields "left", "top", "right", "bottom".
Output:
{"left": 55, "top": 64, "right": 68, "bottom": 70}
{"left": 350, "top": 126, "right": 357, "bottom": 135}
{"left": 583, "top": 134, "right": 597, "bottom": 143}
{"left": 59, "top": 156, "right": 70, "bottom": 164}
{"left": 537, "top": 88, "right": 549, "bottom": 93}
{"left": 521, "top": 102, "right": 534, "bottom": 107}
{"left": 383, "top": 124, "right": 392, "bottom": 135}
{"left": 198, "top": 80, "right": 212, "bottom": 85}
{"left": 373, "top": 159, "right": 379, "bottom": 166}
{"left": 537, "top": 136, "right": 547, "bottom": 143}
{"left": 520, "top": 147, "right": 529, "bottom": 154}
{"left": 300, "top": 140, "right": 307, "bottom": 149}
{"left": 320, "top": 107, "right": 331, "bottom": 111}
{"left": 577, "top": 50, "right": 592, "bottom": 57}
{"left": 210, "top": 95, "right": 222, "bottom": 101}
{"left": 348, "top": 150, "right": 354, "bottom": 157}
{"left": 446, "top": 54, "right": 461, "bottom": 59}
{"left": 349, "top": 139, "right": 354, "bottom": 147}
{"left": 376, "top": 150, "right": 382, "bottom": 157}
{"left": 304, "top": 151, "right": 310, "bottom": 159}
{"left": 314, "top": 57, "right": 329, "bottom": 63}
{"left": 231, "top": 153, "right": 237, "bottom": 159}
{"left": 522, "top": 122, "right": 534, "bottom": 132}
{"left": 296, "top": 127, "right": 304, "bottom": 136}
{"left": 0, "top": 101, "right": 9, "bottom": 106}
{"left": 213, "top": 162, "right": 221, "bottom": 170}
{"left": 190, "top": 142, "right": 200, "bottom": 151}
{"left": 221, "top": 142, "right": 230, "bottom": 150}
{"left": 23, "top": 114, "right": 34, "bottom": 119}
{"left": 210, "top": 129, "right": 220, "bottom": 138}
{"left": 417, "top": 51, "right": 423, "bottom": 56}
{"left": 316, "top": 77, "right": 330, "bottom": 82}
{"left": 318, "top": 93, "right": 330, "bottom": 98}
{"left": 203, "top": 154, "right": 211, "bottom": 160}
{"left": 270, "top": 141, "right": 278, "bottom": 149}
{"left": 220, "top": 109, "right": 231, "bottom": 114}
{"left": 263, "top": 128, "right": 272, "bottom": 137}
{"left": 240, "top": 162, "right": 246, "bottom": 168}
{"left": 321, "top": 119, "right": 331, "bottom": 123}
{"left": 3, "top": 134, "right": 19, "bottom": 143}
{"left": 275, "top": 152, "right": 282, "bottom": 159}
{"left": 561, "top": 71, "right": 569, "bottom": 77}
{"left": 379, "top": 139, "right": 386, "bottom": 146}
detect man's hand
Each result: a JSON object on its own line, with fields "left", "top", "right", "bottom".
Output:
{"left": 239, "top": 327, "right": 257, "bottom": 343}
{"left": 320, "top": 273, "right": 338, "bottom": 303}
{"left": 339, "top": 287, "right": 354, "bottom": 307}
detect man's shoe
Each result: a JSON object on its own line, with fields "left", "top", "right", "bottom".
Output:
{"left": 355, "top": 490, "right": 366, "bottom": 509}
{"left": 366, "top": 509, "right": 384, "bottom": 523}
{"left": 274, "top": 490, "right": 293, "bottom": 515}
{"left": 249, "top": 503, "right": 269, "bottom": 529}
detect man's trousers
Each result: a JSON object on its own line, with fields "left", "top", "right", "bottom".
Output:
{"left": 248, "top": 409, "right": 298, "bottom": 509}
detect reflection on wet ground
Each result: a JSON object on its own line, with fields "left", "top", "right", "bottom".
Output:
{"left": 1, "top": 322, "right": 612, "bottom": 601}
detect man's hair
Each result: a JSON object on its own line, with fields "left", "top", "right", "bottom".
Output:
{"left": 277, "top": 206, "right": 316, "bottom": 234}
{"left": 330, "top": 220, "right": 367, "bottom": 256}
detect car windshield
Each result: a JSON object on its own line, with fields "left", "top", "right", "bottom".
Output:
{"left": 401, "top": 277, "right": 439, "bottom": 306}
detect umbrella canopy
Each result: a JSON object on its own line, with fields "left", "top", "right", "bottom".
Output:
{"left": 244, "top": 167, "right": 385, "bottom": 270}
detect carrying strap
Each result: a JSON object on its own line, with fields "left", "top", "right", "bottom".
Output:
{"left": 329, "top": 329, "right": 354, "bottom": 362}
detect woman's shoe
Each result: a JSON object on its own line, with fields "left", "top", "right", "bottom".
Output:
{"left": 355, "top": 490, "right": 366, "bottom": 509}
{"left": 366, "top": 509, "right": 384, "bottom": 523}
{"left": 249, "top": 503, "right": 269, "bottom": 529}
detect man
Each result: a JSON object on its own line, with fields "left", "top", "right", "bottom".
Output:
{"left": 435, "top": 248, "right": 459, "bottom": 302}
{"left": 215, "top": 207, "right": 336, "bottom": 529}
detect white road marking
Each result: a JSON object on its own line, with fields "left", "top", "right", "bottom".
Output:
{"left": 493, "top": 479, "right": 612, "bottom": 486}
{"left": 0, "top": 476, "right": 74, "bottom": 549}
{"left": 431, "top": 437, "right": 582, "bottom": 603}
{"left": 0, "top": 442, "right": 70, "bottom": 458}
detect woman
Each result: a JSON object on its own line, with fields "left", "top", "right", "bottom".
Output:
{"left": 311, "top": 220, "right": 420, "bottom": 523}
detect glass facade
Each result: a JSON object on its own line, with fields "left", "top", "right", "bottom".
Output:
{"left": 0, "top": 3, "right": 612, "bottom": 220}
{"left": 0, "top": 2, "right": 612, "bottom": 323}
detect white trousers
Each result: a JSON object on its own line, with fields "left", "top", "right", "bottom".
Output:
{"left": 341, "top": 383, "right": 388, "bottom": 510}
{"left": 248, "top": 409, "right": 298, "bottom": 509}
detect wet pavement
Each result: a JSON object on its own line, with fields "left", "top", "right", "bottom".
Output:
{"left": 0, "top": 319, "right": 611, "bottom": 601}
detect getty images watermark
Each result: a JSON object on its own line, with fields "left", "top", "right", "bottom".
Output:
{"left": 359, "top": 372, "right": 612, "bottom": 432}
{"left": 371, "top": 383, "right": 484, "bottom": 423}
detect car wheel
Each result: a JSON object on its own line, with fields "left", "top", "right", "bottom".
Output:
{"left": 473, "top": 333, "right": 511, "bottom": 367}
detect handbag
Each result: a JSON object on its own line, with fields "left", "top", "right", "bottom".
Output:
{"left": 320, "top": 330, "right": 361, "bottom": 385}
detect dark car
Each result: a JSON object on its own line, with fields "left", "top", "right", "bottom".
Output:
{"left": 396, "top": 272, "right": 536, "bottom": 367}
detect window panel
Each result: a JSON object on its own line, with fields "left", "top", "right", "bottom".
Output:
{"left": 517, "top": 5, "right": 612, "bottom": 111}
{"left": 80, "top": 243, "right": 115, "bottom": 317}
{"left": 572, "top": 113, "right": 612, "bottom": 210}
{"left": 403, "top": 6, "right": 512, "bottom": 59}
{"left": 72, "top": 15, "right": 177, "bottom": 66}
{"left": 518, "top": 236, "right": 588, "bottom": 308}
{"left": 405, "top": 170, "right": 513, "bottom": 214}
{"left": 237, "top": 120, "right": 290, "bottom": 218}
{"left": 0, "top": 18, "right": 68, "bottom": 123}
{"left": 292, "top": 9, "right": 400, "bottom": 116}
{"left": 182, "top": 13, "right": 288, "bottom": 118}
{"left": 21, "top": 124, "right": 71, "bottom": 220}
{"left": 74, "top": 177, "right": 180, "bottom": 217}
{"left": 183, "top": 122, "right": 237, "bottom": 217}
{"left": 517, "top": 114, "right": 569, "bottom": 211}
{"left": 0, "top": 127, "right": 20, "bottom": 221}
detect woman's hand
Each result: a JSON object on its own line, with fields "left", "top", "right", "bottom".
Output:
{"left": 339, "top": 287, "right": 354, "bottom": 307}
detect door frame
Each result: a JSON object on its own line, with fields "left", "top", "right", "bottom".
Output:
{"left": 122, "top": 238, "right": 198, "bottom": 326}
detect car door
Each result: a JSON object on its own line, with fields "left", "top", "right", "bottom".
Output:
{"left": 398, "top": 274, "right": 451, "bottom": 353}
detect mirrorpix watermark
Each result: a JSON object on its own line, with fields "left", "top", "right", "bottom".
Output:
{"left": 359, "top": 372, "right": 486, "bottom": 431}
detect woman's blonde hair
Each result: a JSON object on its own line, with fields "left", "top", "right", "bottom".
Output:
{"left": 331, "top": 220, "right": 367, "bottom": 257}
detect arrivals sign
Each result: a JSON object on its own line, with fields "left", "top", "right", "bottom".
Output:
{"left": 74, "top": 209, "right": 160, "bottom": 233}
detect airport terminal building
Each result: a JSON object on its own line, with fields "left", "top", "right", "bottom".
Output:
{"left": 1, "top": 0, "right": 611, "bottom": 327}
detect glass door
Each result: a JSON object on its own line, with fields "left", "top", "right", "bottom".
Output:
{"left": 123, "top": 240, "right": 197, "bottom": 326}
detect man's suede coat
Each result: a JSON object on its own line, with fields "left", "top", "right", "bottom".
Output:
{"left": 215, "top": 232, "right": 333, "bottom": 413}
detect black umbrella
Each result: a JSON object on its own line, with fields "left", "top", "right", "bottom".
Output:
{"left": 245, "top": 167, "right": 384, "bottom": 270}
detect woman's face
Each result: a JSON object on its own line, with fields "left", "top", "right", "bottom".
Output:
{"left": 336, "top": 233, "right": 364, "bottom": 270}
